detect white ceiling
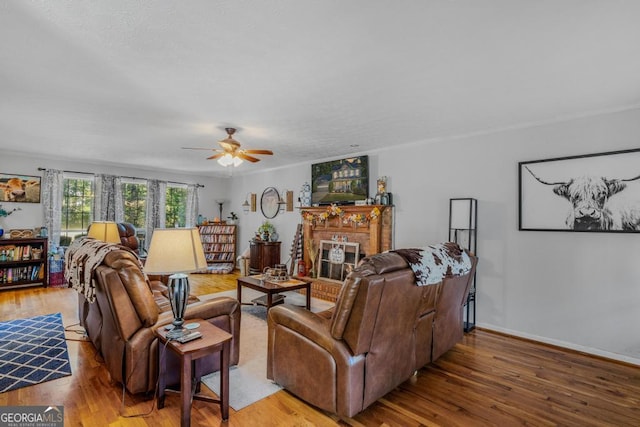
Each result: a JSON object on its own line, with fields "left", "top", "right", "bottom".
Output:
{"left": 2, "top": 1, "right": 640, "bottom": 177}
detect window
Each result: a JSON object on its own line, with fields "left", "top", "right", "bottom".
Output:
{"left": 61, "top": 175, "right": 94, "bottom": 246}
{"left": 166, "top": 184, "right": 187, "bottom": 228}
{"left": 122, "top": 180, "right": 147, "bottom": 229}
{"left": 58, "top": 175, "right": 189, "bottom": 246}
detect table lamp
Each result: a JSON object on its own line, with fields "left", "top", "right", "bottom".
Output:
{"left": 87, "top": 221, "right": 121, "bottom": 243}
{"left": 144, "top": 228, "right": 208, "bottom": 339}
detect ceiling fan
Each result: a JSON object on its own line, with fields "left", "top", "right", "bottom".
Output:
{"left": 182, "top": 127, "right": 273, "bottom": 167}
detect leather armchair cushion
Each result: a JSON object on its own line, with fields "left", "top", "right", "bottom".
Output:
{"left": 330, "top": 276, "right": 361, "bottom": 340}
{"left": 117, "top": 222, "right": 139, "bottom": 253}
{"left": 341, "top": 274, "right": 385, "bottom": 356}
{"left": 362, "top": 251, "right": 408, "bottom": 274}
{"left": 102, "top": 250, "right": 158, "bottom": 327}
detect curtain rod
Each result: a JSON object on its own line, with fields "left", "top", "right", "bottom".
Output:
{"left": 37, "top": 167, "right": 205, "bottom": 188}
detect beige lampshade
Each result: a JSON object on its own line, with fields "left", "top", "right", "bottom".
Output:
{"left": 144, "top": 228, "right": 207, "bottom": 275}
{"left": 87, "top": 221, "right": 121, "bottom": 243}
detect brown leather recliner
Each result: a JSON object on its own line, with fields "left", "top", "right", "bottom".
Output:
{"left": 117, "top": 222, "right": 139, "bottom": 254}
{"left": 267, "top": 249, "right": 477, "bottom": 417}
{"left": 78, "top": 248, "right": 240, "bottom": 395}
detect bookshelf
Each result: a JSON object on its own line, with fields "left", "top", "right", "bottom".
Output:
{"left": 0, "top": 237, "right": 48, "bottom": 290}
{"left": 198, "top": 224, "right": 237, "bottom": 268}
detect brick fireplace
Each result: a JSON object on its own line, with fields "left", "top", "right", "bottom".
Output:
{"left": 300, "top": 205, "right": 394, "bottom": 301}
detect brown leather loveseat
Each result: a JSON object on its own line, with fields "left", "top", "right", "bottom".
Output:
{"left": 77, "top": 247, "right": 240, "bottom": 395}
{"left": 267, "top": 244, "right": 477, "bottom": 417}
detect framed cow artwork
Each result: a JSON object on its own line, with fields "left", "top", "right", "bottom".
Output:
{"left": 519, "top": 148, "right": 640, "bottom": 233}
{"left": 0, "top": 173, "right": 41, "bottom": 203}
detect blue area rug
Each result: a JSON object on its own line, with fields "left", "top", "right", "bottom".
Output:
{"left": 0, "top": 313, "right": 72, "bottom": 393}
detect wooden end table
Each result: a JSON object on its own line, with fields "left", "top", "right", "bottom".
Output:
{"left": 237, "top": 275, "right": 312, "bottom": 310}
{"left": 155, "top": 319, "right": 232, "bottom": 426}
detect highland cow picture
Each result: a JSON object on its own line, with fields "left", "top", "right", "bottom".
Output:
{"left": 519, "top": 148, "right": 640, "bottom": 232}
{"left": 0, "top": 173, "right": 41, "bottom": 203}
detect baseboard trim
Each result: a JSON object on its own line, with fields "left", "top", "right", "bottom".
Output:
{"left": 477, "top": 323, "right": 640, "bottom": 367}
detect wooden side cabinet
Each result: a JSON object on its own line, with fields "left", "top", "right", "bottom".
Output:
{"left": 0, "top": 237, "right": 49, "bottom": 290}
{"left": 249, "top": 240, "right": 281, "bottom": 275}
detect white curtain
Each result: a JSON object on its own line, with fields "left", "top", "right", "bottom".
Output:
{"left": 94, "top": 174, "right": 123, "bottom": 221}
{"left": 145, "top": 179, "right": 166, "bottom": 250}
{"left": 42, "top": 169, "right": 64, "bottom": 249}
{"left": 185, "top": 184, "right": 199, "bottom": 228}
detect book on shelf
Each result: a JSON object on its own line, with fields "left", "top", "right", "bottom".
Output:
{"left": 198, "top": 224, "right": 236, "bottom": 234}
{"left": 0, "top": 263, "right": 45, "bottom": 284}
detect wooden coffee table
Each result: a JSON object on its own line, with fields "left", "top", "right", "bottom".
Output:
{"left": 237, "top": 275, "right": 312, "bottom": 310}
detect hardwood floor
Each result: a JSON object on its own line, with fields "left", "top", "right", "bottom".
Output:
{"left": 1, "top": 273, "right": 639, "bottom": 426}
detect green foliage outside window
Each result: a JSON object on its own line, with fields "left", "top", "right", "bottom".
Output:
{"left": 122, "top": 182, "right": 147, "bottom": 228}
{"left": 166, "top": 186, "right": 187, "bottom": 228}
{"left": 62, "top": 177, "right": 94, "bottom": 242}
{"left": 58, "top": 177, "right": 189, "bottom": 244}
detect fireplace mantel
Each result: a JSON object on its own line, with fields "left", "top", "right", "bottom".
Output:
{"left": 300, "top": 205, "right": 394, "bottom": 287}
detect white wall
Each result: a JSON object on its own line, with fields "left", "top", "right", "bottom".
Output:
{"left": 229, "top": 108, "right": 640, "bottom": 365}
{"left": 0, "top": 153, "right": 231, "bottom": 233}
{"left": 3, "top": 108, "right": 639, "bottom": 365}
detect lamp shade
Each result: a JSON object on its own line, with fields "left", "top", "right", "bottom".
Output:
{"left": 87, "top": 221, "right": 121, "bottom": 243}
{"left": 450, "top": 199, "right": 477, "bottom": 229}
{"left": 144, "top": 228, "right": 207, "bottom": 275}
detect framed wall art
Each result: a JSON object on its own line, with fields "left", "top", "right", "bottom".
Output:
{"left": 519, "top": 148, "right": 640, "bottom": 233}
{"left": 0, "top": 173, "right": 41, "bottom": 203}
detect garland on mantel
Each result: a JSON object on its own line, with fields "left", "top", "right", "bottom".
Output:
{"left": 302, "top": 204, "right": 381, "bottom": 227}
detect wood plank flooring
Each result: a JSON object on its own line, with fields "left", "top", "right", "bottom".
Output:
{"left": 1, "top": 272, "right": 639, "bottom": 426}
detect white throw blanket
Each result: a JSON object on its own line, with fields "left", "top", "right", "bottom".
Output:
{"left": 64, "top": 238, "right": 125, "bottom": 303}
{"left": 391, "top": 242, "right": 472, "bottom": 286}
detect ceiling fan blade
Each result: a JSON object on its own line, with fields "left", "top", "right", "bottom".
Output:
{"left": 237, "top": 152, "right": 261, "bottom": 163}
{"left": 243, "top": 149, "right": 273, "bottom": 155}
{"left": 207, "top": 153, "right": 225, "bottom": 160}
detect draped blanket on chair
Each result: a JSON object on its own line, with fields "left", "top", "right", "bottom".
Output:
{"left": 64, "top": 238, "right": 131, "bottom": 303}
{"left": 391, "top": 242, "right": 472, "bottom": 286}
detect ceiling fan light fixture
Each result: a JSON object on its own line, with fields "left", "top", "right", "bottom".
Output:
{"left": 186, "top": 126, "right": 270, "bottom": 166}
{"left": 217, "top": 153, "right": 244, "bottom": 167}
{"left": 217, "top": 153, "right": 232, "bottom": 167}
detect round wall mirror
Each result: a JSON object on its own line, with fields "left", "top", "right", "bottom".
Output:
{"left": 260, "top": 187, "right": 280, "bottom": 219}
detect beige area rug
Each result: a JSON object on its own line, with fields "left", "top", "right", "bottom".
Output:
{"left": 200, "top": 288, "right": 334, "bottom": 411}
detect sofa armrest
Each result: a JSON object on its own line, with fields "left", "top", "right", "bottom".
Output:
{"left": 184, "top": 296, "right": 240, "bottom": 321}
{"left": 185, "top": 296, "right": 241, "bottom": 366}
{"left": 267, "top": 305, "right": 339, "bottom": 353}
{"left": 267, "top": 304, "right": 365, "bottom": 416}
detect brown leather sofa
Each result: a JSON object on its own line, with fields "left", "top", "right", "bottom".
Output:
{"left": 77, "top": 247, "right": 240, "bottom": 395}
{"left": 267, "top": 249, "right": 477, "bottom": 417}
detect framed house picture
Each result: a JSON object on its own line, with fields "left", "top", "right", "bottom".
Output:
{"left": 519, "top": 148, "right": 640, "bottom": 233}
{"left": 0, "top": 173, "right": 42, "bottom": 203}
